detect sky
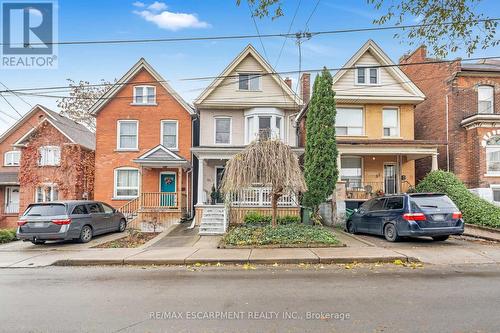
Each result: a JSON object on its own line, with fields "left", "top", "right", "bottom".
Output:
{"left": 0, "top": 0, "right": 499, "bottom": 135}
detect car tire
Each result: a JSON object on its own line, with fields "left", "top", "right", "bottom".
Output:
{"left": 384, "top": 223, "right": 399, "bottom": 242}
{"left": 346, "top": 221, "right": 357, "bottom": 234}
{"left": 31, "top": 239, "right": 46, "bottom": 245}
{"left": 79, "top": 225, "right": 93, "bottom": 243}
{"left": 432, "top": 235, "right": 449, "bottom": 241}
{"left": 118, "top": 219, "right": 127, "bottom": 232}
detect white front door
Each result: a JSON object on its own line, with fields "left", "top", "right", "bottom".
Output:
{"left": 5, "top": 186, "right": 20, "bottom": 214}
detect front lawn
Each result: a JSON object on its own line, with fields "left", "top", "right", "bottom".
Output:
{"left": 0, "top": 229, "right": 17, "bottom": 244}
{"left": 221, "top": 224, "right": 342, "bottom": 248}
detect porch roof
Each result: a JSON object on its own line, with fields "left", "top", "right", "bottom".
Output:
{"left": 0, "top": 172, "right": 19, "bottom": 185}
{"left": 191, "top": 146, "right": 305, "bottom": 160}
{"left": 337, "top": 140, "right": 441, "bottom": 160}
{"left": 132, "top": 145, "right": 191, "bottom": 168}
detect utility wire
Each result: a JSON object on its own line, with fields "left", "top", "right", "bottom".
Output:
{"left": 248, "top": 1, "right": 269, "bottom": 62}
{"left": 304, "top": 0, "right": 321, "bottom": 31}
{"left": 274, "top": 0, "right": 302, "bottom": 68}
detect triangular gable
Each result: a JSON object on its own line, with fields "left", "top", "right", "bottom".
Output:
{"left": 194, "top": 44, "right": 302, "bottom": 106}
{"left": 331, "top": 40, "right": 425, "bottom": 99}
{"left": 136, "top": 144, "right": 185, "bottom": 161}
{"left": 14, "top": 118, "right": 76, "bottom": 146}
{"left": 0, "top": 104, "right": 54, "bottom": 144}
{"left": 89, "top": 58, "right": 194, "bottom": 116}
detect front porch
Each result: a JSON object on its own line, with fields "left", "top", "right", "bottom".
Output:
{"left": 0, "top": 172, "right": 20, "bottom": 228}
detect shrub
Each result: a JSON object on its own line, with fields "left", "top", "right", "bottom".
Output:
{"left": 243, "top": 212, "right": 300, "bottom": 227}
{"left": 416, "top": 170, "right": 500, "bottom": 228}
{"left": 0, "top": 229, "right": 17, "bottom": 244}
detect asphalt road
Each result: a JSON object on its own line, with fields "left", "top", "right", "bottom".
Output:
{"left": 1, "top": 264, "right": 500, "bottom": 333}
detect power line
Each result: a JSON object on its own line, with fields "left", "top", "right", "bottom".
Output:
{"left": 248, "top": 1, "right": 269, "bottom": 62}
{"left": 304, "top": 0, "right": 321, "bottom": 31}
{"left": 1, "top": 18, "right": 497, "bottom": 47}
{"left": 274, "top": 0, "right": 302, "bottom": 69}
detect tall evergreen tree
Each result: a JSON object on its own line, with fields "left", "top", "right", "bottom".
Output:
{"left": 302, "top": 68, "right": 338, "bottom": 221}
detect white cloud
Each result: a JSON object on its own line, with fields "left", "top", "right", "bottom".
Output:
{"left": 132, "top": 1, "right": 145, "bottom": 7}
{"left": 148, "top": 1, "right": 167, "bottom": 11}
{"left": 134, "top": 5, "right": 210, "bottom": 31}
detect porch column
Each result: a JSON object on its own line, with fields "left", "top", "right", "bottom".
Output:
{"left": 431, "top": 153, "right": 439, "bottom": 171}
{"left": 178, "top": 167, "right": 183, "bottom": 210}
{"left": 197, "top": 158, "right": 204, "bottom": 205}
{"left": 337, "top": 152, "right": 342, "bottom": 177}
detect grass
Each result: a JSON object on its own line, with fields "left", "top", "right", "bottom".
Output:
{"left": 0, "top": 229, "right": 17, "bottom": 244}
{"left": 221, "top": 224, "right": 341, "bottom": 248}
{"left": 95, "top": 230, "right": 159, "bottom": 248}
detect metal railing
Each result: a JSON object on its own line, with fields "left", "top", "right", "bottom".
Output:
{"left": 229, "top": 187, "right": 297, "bottom": 207}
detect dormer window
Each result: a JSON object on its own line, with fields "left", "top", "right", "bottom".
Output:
{"left": 4, "top": 151, "right": 21, "bottom": 166}
{"left": 133, "top": 86, "right": 156, "bottom": 105}
{"left": 239, "top": 73, "right": 260, "bottom": 91}
{"left": 356, "top": 67, "right": 379, "bottom": 85}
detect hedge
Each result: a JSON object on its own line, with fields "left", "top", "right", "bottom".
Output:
{"left": 0, "top": 229, "right": 17, "bottom": 244}
{"left": 416, "top": 170, "right": 500, "bottom": 228}
{"left": 243, "top": 212, "right": 300, "bottom": 227}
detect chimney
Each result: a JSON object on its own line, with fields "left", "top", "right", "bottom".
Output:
{"left": 300, "top": 73, "right": 311, "bottom": 104}
{"left": 284, "top": 77, "right": 292, "bottom": 88}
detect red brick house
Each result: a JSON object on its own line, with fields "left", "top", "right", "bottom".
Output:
{"left": 400, "top": 46, "right": 500, "bottom": 202}
{"left": 90, "top": 58, "right": 196, "bottom": 230}
{"left": 0, "top": 105, "right": 95, "bottom": 228}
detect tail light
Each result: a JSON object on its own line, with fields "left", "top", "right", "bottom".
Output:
{"left": 403, "top": 213, "right": 426, "bottom": 221}
{"left": 17, "top": 220, "right": 27, "bottom": 226}
{"left": 52, "top": 218, "right": 72, "bottom": 225}
{"left": 452, "top": 212, "right": 463, "bottom": 219}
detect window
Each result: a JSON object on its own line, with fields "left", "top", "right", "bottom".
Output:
{"left": 383, "top": 108, "right": 399, "bottom": 137}
{"left": 478, "top": 86, "right": 494, "bottom": 114}
{"left": 114, "top": 168, "right": 139, "bottom": 198}
{"left": 161, "top": 120, "right": 178, "bottom": 149}
{"left": 4, "top": 151, "right": 20, "bottom": 166}
{"left": 245, "top": 114, "right": 284, "bottom": 143}
{"left": 385, "top": 197, "right": 404, "bottom": 210}
{"left": 215, "top": 117, "right": 231, "bottom": 144}
{"left": 39, "top": 146, "right": 60, "bottom": 166}
{"left": 239, "top": 73, "right": 260, "bottom": 91}
{"left": 336, "top": 108, "right": 364, "bottom": 136}
{"left": 24, "top": 204, "right": 65, "bottom": 216}
{"left": 370, "top": 198, "right": 386, "bottom": 211}
{"left": 72, "top": 205, "right": 89, "bottom": 215}
{"left": 102, "top": 203, "right": 114, "bottom": 214}
{"left": 355, "top": 67, "right": 379, "bottom": 85}
{"left": 487, "top": 147, "right": 500, "bottom": 175}
{"left": 341, "top": 157, "right": 362, "bottom": 188}
{"left": 133, "top": 86, "right": 156, "bottom": 104}
{"left": 117, "top": 120, "right": 138, "bottom": 150}
{"left": 88, "top": 203, "right": 104, "bottom": 214}
{"left": 492, "top": 188, "right": 500, "bottom": 202}
{"left": 35, "top": 185, "right": 58, "bottom": 203}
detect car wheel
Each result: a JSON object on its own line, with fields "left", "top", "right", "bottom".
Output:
{"left": 432, "top": 235, "right": 449, "bottom": 241}
{"left": 384, "top": 223, "right": 399, "bottom": 242}
{"left": 31, "top": 239, "right": 46, "bottom": 245}
{"left": 346, "top": 221, "right": 357, "bottom": 234}
{"left": 118, "top": 219, "right": 127, "bottom": 232}
{"left": 79, "top": 225, "right": 93, "bottom": 243}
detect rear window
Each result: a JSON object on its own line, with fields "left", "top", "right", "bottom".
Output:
{"left": 24, "top": 204, "right": 67, "bottom": 216}
{"left": 410, "top": 195, "right": 457, "bottom": 211}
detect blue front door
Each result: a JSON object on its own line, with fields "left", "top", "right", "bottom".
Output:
{"left": 160, "top": 173, "right": 176, "bottom": 206}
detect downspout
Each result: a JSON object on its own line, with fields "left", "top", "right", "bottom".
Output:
{"left": 445, "top": 94, "right": 450, "bottom": 171}
{"left": 186, "top": 168, "right": 193, "bottom": 218}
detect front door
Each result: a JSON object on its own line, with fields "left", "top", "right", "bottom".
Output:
{"left": 5, "top": 186, "right": 20, "bottom": 214}
{"left": 160, "top": 173, "right": 176, "bottom": 206}
{"left": 215, "top": 167, "right": 225, "bottom": 204}
{"left": 384, "top": 164, "right": 397, "bottom": 195}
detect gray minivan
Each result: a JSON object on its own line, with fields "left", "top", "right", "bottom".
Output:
{"left": 16, "top": 201, "right": 127, "bottom": 244}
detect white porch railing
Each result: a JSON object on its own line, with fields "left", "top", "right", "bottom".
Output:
{"left": 228, "top": 187, "right": 297, "bottom": 207}
{"left": 4, "top": 204, "right": 19, "bottom": 214}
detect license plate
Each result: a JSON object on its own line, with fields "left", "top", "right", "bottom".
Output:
{"left": 32, "top": 222, "right": 45, "bottom": 228}
{"left": 432, "top": 215, "right": 445, "bottom": 221}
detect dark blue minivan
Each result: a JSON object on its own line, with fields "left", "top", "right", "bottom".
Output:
{"left": 346, "top": 193, "right": 464, "bottom": 242}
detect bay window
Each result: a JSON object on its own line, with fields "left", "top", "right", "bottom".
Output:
{"left": 244, "top": 108, "right": 284, "bottom": 144}
{"left": 161, "top": 120, "right": 178, "bottom": 149}
{"left": 214, "top": 117, "right": 231, "bottom": 144}
{"left": 39, "top": 146, "right": 60, "bottom": 166}
{"left": 114, "top": 168, "right": 139, "bottom": 199}
{"left": 4, "top": 151, "right": 21, "bottom": 166}
{"left": 35, "top": 184, "right": 58, "bottom": 203}
{"left": 383, "top": 108, "right": 399, "bottom": 137}
{"left": 478, "top": 85, "right": 494, "bottom": 114}
{"left": 336, "top": 108, "right": 364, "bottom": 136}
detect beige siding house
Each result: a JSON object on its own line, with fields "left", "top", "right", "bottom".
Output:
{"left": 192, "top": 45, "right": 304, "bottom": 234}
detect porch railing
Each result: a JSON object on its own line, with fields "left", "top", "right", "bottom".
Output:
{"left": 3, "top": 204, "right": 19, "bottom": 214}
{"left": 344, "top": 181, "right": 398, "bottom": 200}
{"left": 141, "top": 192, "right": 177, "bottom": 209}
{"left": 228, "top": 187, "right": 297, "bottom": 207}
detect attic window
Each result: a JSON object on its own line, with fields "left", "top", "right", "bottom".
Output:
{"left": 356, "top": 67, "right": 379, "bottom": 85}
{"left": 133, "top": 86, "right": 156, "bottom": 105}
{"left": 239, "top": 74, "right": 260, "bottom": 91}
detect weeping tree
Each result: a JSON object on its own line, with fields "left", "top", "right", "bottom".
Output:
{"left": 221, "top": 139, "right": 306, "bottom": 227}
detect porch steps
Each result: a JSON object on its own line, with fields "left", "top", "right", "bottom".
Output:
{"left": 199, "top": 207, "right": 226, "bottom": 235}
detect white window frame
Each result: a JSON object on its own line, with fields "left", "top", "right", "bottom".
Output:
{"left": 355, "top": 66, "right": 380, "bottom": 85}
{"left": 478, "top": 85, "right": 494, "bottom": 114}
{"left": 335, "top": 107, "right": 365, "bottom": 136}
{"left": 132, "top": 85, "right": 156, "bottom": 105}
{"left": 382, "top": 107, "right": 400, "bottom": 138}
{"left": 214, "top": 117, "right": 232, "bottom": 145}
{"left": 340, "top": 156, "right": 364, "bottom": 189}
{"left": 244, "top": 108, "right": 285, "bottom": 144}
{"left": 114, "top": 167, "right": 140, "bottom": 199}
{"left": 4, "top": 150, "right": 21, "bottom": 166}
{"left": 160, "top": 120, "right": 179, "bottom": 150}
{"left": 35, "top": 184, "right": 59, "bottom": 203}
{"left": 238, "top": 73, "right": 261, "bottom": 91}
{"left": 486, "top": 144, "right": 500, "bottom": 177}
{"left": 38, "top": 146, "right": 61, "bottom": 166}
{"left": 117, "top": 120, "right": 139, "bottom": 151}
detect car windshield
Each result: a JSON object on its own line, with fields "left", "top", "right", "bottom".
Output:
{"left": 410, "top": 195, "right": 457, "bottom": 211}
{"left": 23, "top": 204, "right": 67, "bottom": 217}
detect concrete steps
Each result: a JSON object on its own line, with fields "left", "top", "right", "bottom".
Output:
{"left": 199, "top": 207, "right": 226, "bottom": 235}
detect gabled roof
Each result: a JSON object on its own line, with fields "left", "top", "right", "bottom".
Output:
{"left": 12, "top": 105, "right": 95, "bottom": 150}
{"left": 331, "top": 39, "right": 425, "bottom": 100}
{"left": 89, "top": 58, "right": 195, "bottom": 116}
{"left": 133, "top": 144, "right": 190, "bottom": 167}
{"left": 194, "top": 44, "right": 302, "bottom": 107}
